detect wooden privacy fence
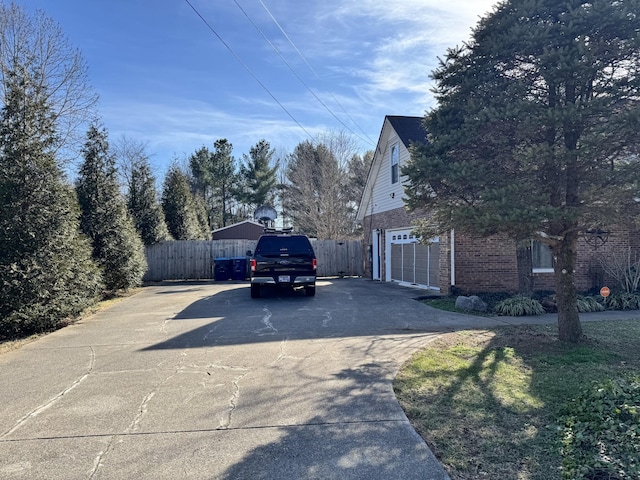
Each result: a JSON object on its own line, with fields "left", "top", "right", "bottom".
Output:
{"left": 144, "top": 239, "right": 363, "bottom": 281}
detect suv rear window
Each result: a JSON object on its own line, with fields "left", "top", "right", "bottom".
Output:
{"left": 255, "top": 236, "right": 314, "bottom": 255}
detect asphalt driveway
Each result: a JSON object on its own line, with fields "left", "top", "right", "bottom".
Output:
{"left": 0, "top": 278, "right": 495, "bottom": 480}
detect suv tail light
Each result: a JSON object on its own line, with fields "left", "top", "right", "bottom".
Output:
{"left": 312, "top": 258, "right": 317, "bottom": 271}
{"left": 250, "top": 259, "right": 257, "bottom": 272}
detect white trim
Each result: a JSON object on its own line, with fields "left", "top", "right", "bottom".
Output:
{"left": 390, "top": 143, "right": 399, "bottom": 184}
{"left": 211, "top": 219, "right": 263, "bottom": 233}
{"left": 372, "top": 229, "right": 381, "bottom": 280}
{"left": 386, "top": 227, "right": 440, "bottom": 290}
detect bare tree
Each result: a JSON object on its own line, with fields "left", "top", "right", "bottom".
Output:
{"left": 314, "top": 130, "right": 360, "bottom": 169}
{"left": 285, "top": 134, "right": 358, "bottom": 239}
{"left": 113, "top": 135, "right": 151, "bottom": 187}
{"left": 0, "top": 2, "right": 98, "bottom": 165}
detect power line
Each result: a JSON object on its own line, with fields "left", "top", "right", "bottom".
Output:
{"left": 258, "top": 0, "right": 376, "bottom": 146}
{"left": 258, "top": 0, "right": 320, "bottom": 78}
{"left": 184, "top": 0, "right": 313, "bottom": 141}
{"left": 233, "top": 0, "right": 373, "bottom": 146}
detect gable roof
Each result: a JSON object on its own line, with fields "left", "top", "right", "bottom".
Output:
{"left": 356, "top": 116, "right": 426, "bottom": 223}
{"left": 386, "top": 116, "right": 426, "bottom": 149}
{"left": 211, "top": 219, "right": 263, "bottom": 234}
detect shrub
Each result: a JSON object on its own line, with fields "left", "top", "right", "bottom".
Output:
{"left": 603, "top": 292, "right": 640, "bottom": 311}
{"left": 577, "top": 295, "right": 606, "bottom": 313}
{"left": 494, "top": 295, "right": 545, "bottom": 316}
{"left": 561, "top": 375, "right": 640, "bottom": 480}
{"left": 598, "top": 248, "right": 640, "bottom": 294}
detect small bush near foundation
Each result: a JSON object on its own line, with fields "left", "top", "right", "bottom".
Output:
{"left": 561, "top": 375, "right": 640, "bottom": 480}
{"left": 603, "top": 292, "right": 640, "bottom": 311}
{"left": 577, "top": 295, "right": 606, "bottom": 313}
{"left": 494, "top": 294, "right": 545, "bottom": 316}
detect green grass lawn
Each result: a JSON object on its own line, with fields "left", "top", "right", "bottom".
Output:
{"left": 394, "top": 319, "right": 640, "bottom": 479}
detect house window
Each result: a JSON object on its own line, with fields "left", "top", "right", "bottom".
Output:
{"left": 390, "top": 144, "right": 399, "bottom": 184}
{"left": 532, "top": 240, "right": 554, "bottom": 272}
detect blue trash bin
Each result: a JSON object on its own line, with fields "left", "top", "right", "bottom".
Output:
{"left": 231, "top": 257, "right": 247, "bottom": 280}
{"left": 214, "top": 258, "right": 232, "bottom": 281}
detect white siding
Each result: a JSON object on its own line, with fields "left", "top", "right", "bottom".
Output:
{"left": 370, "top": 124, "right": 411, "bottom": 215}
{"left": 357, "top": 117, "right": 417, "bottom": 222}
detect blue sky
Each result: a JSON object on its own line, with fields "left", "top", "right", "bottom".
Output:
{"left": 22, "top": 0, "right": 498, "bottom": 177}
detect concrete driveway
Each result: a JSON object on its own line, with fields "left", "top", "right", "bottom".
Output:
{"left": 0, "top": 278, "right": 490, "bottom": 480}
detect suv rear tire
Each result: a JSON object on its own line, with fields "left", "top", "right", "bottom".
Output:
{"left": 305, "top": 285, "right": 316, "bottom": 297}
{"left": 250, "top": 283, "right": 261, "bottom": 298}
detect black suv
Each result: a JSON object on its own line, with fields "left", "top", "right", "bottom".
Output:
{"left": 249, "top": 232, "right": 317, "bottom": 298}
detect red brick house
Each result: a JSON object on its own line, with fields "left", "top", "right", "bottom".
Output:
{"left": 356, "top": 115, "right": 640, "bottom": 295}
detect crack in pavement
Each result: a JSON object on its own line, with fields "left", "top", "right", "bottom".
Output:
{"left": 1, "top": 418, "right": 409, "bottom": 443}
{"left": 202, "top": 324, "right": 220, "bottom": 342}
{"left": 89, "top": 352, "right": 188, "bottom": 479}
{"left": 218, "top": 370, "right": 250, "bottom": 430}
{"left": 271, "top": 338, "right": 299, "bottom": 365}
{"left": 0, "top": 346, "right": 96, "bottom": 439}
{"left": 253, "top": 307, "right": 277, "bottom": 335}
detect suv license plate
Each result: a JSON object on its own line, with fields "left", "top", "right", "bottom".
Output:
{"left": 278, "top": 275, "right": 290, "bottom": 283}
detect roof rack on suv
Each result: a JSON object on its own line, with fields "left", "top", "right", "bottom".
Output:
{"left": 263, "top": 227, "right": 293, "bottom": 234}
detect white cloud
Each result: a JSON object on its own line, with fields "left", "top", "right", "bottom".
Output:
{"left": 93, "top": 0, "right": 500, "bottom": 176}
{"left": 274, "top": 0, "right": 498, "bottom": 116}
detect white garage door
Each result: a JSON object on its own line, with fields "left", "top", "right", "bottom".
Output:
{"left": 387, "top": 229, "right": 439, "bottom": 290}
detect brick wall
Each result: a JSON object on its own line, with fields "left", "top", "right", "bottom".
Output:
{"left": 453, "top": 232, "right": 518, "bottom": 294}
{"left": 575, "top": 227, "right": 640, "bottom": 293}
{"left": 362, "top": 210, "right": 640, "bottom": 295}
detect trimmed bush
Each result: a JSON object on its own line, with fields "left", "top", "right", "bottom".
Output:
{"left": 561, "top": 375, "right": 640, "bottom": 480}
{"left": 494, "top": 294, "right": 545, "bottom": 316}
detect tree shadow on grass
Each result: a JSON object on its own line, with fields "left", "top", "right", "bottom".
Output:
{"left": 395, "top": 326, "right": 574, "bottom": 478}
{"left": 395, "top": 321, "right": 640, "bottom": 479}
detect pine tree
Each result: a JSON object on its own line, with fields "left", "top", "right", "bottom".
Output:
{"left": 76, "top": 125, "right": 147, "bottom": 293}
{"left": 162, "top": 164, "right": 208, "bottom": 240}
{"left": 239, "top": 139, "right": 279, "bottom": 211}
{"left": 127, "top": 158, "right": 171, "bottom": 245}
{"left": 188, "top": 140, "right": 239, "bottom": 230}
{"left": 404, "top": 0, "right": 640, "bottom": 342}
{"left": 0, "top": 67, "right": 101, "bottom": 338}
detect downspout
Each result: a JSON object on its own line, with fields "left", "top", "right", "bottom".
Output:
{"left": 450, "top": 229, "right": 455, "bottom": 289}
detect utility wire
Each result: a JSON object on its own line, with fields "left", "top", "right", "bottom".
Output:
{"left": 233, "top": 0, "right": 372, "bottom": 146}
{"left": 184, "top": 0, "right": 313, "bottom": 141}
{"left": 258, "top": 0, "right": 320, "bottom": 78}
{"left": 258, "top": 0, "right": 376, "bottom": 146}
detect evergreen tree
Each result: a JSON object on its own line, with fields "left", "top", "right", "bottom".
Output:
{"left": 127, "top": 158, "right": 171, "bottom": 245}
{"left": 239, "top": 139, "right": 279, "bottom": 211}
{"left": 188, "top": 140, "right": 239, "bottom": 229}
{"left": 0, "top": 67, "right": 101, "bottom": 338}
{"left": 76, "top": 125, "right": 147, "bottom": 292}
{"left": 210, "top": 139, "right": 238, "bottom": 228}
{"left": 404, "top": 0, "right": 640, "bottom": 342}
{"left": 162, "top": 164, "right": 208, "bottom": 240}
